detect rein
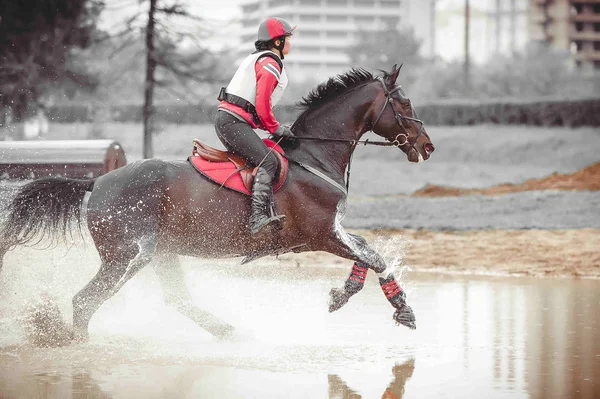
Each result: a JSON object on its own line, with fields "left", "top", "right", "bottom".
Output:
{"left": 284, "top": 77, "right": 426, "bottom": 195}
{"left": 289, "top": 135, "right": 396, "bottom": 147}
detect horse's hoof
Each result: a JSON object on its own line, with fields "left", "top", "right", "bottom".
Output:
{"left": 72, "top": 329, "right": 89, "bottom": 344}
{"left": 328, "top": 288, "right": 349, "bottom": 313}
{"left": 393, "top": 305, "right": 416, "bottom": 330}
{"left": 215, "top": 325, "right": 236, "bottom": 341}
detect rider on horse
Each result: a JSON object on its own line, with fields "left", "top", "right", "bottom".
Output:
{"left": 215, "top": 17, "right": 296, "bottom": 235}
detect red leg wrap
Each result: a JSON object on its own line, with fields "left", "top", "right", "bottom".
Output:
{"left": 343, "top": 263, "right": 368, "bottom": 295}
{"left": 379, "top": 275, "right": 405, "bottom": 308}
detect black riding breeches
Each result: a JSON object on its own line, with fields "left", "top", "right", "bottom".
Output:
{"left": 214, "top": 110, "right": 278, "bottom": 178}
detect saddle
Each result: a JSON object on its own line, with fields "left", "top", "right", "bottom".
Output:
{"left": 189, "top": 138, "right": 288, "bottom": 195}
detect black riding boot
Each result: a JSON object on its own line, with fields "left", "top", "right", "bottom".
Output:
{"left": 249, "top": 166, "right": 285, "bottom": 234}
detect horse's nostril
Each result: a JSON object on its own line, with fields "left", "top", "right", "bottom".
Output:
{"left": 424, "top": 143, "right": 435, "bottom": 153}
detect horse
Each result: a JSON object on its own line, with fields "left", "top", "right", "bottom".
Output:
{"left": 0, "top": 64, "right": 434, "bottom": 342}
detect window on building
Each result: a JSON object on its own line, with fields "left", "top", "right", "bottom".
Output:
{"left": 303, "top": 0, "right": 321, "bottom": 6}
{"left": 594, "top": 41, "right": 600, "bottom": 51}
{"left": 299, "top": 14, "right": 321, "bottom": 22}
{"left": 269, "top": 0, "right": 292, "bottom": 6}
{"left": 298, "top": 46, "right": 322, "bottom": 53}
{"left": 594, "top": 60, "right": 600, "bottom": 70}
{"left": 326, "top": 31, "right": 348, "bottom": 39}
{"left": 300, "top": 30, "right": 322, "bottom": 38}
{"left": 304, "top": 62, "right": 321, "bottom": 68}
{"left": 325, "top": 0, "right": 347, "bottom": 6}
{"left": 380, "top": 0, "right": 399, "bottom": 8}
{"left": 355, "top": 16, "right": 374, "bottom": 25}
{"left": 594, "top": 4, "right": 600, "bottom": 14}
{"left": 326, "top": 15, "right": 348, "bottom": 23}
{"left": 575, "top": 22, "right": 584, "bottom": 32}
{"left": 355, "top": 0, "right": 374, "bottom": 7}
{"left": 594, "top": 23, "right": 600, "bottom": 32}
{"left": 329, "top": 60, "right": 349, "bottom": 66}
{"left": 324, "top": 46, "right": 348, "bottom": 55}
{"left": 242, "top": 4, "right": 255, "bottom": 14}
{"left": 382, "top": 16, "right": 399, "bottom": 27}
{"left": 243, "top": 18, "right": 259, "bottom": 28}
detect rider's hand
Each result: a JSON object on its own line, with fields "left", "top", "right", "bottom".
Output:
{"left": 273, "top": 125, "right": 295, "bottom": 140}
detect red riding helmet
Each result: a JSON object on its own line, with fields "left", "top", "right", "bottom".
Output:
{"left": 257, "top": 17, "right": 296, "bottom": 41}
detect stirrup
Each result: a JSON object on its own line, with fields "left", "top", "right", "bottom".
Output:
{"left": 250, "top": 214, "right": 285, "bottom": 235}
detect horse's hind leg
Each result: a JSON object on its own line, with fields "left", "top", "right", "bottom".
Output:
{"left": 153, "top": 253, "right": 234, "bottom": 339}
{"left": 0, "top": 240, "right": 15, "bottom": 273}
{"left": 0, "top": 246, "right": 6, "bottom": 273}
{"left": 72, "top": 237, "right": 156, "bottom": 341}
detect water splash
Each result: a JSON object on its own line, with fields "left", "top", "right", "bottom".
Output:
{"left": 22, "top": 295, "right": 72, "bottom": 348}
{"left": 370, "top": 234, "right": 413, "bottom": 285}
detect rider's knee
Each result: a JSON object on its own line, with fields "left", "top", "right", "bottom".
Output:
{"left": 261, "top": 153, "right": 279, "bottom": 176}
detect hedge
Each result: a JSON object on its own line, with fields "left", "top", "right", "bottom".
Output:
{"left": 44, "top": 98, "right": 600, "bottom": 127}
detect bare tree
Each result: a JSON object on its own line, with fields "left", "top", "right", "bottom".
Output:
{"left": 143, "top": 0, "right": 158, "bottom": 159}
{"left": 464, "top": 0, "right": 470, "bottom": 88}
{"left": 137, "top": 1, "right": 230, "bottom": 158}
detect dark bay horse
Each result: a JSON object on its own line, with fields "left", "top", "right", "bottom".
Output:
{"left": 0, "top": 65, "right": 434, "bottom": 342}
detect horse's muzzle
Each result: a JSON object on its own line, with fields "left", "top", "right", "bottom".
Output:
{"left": 424, "top": 142, "right": 435, "bottom": 154}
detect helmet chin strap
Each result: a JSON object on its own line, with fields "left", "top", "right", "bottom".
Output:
{"left": 274, "top": 36, "right": 286, "bottom": 60}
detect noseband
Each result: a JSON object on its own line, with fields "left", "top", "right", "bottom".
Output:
{"left": 371, "top": 76, "right": 426, "bottom": 149}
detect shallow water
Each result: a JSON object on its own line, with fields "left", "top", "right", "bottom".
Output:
{"left": 0, "top": 247, "right": 599, "bottom": 398}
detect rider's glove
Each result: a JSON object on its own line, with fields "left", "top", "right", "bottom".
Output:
{"left": 273, "top": 125, "right": 295, "bottom": 140}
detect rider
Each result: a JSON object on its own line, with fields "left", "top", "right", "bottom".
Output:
{"left": 215, "top": 17, "right": 296, "bottom": 235}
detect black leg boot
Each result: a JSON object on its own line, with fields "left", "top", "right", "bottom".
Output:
{"left": 249, "top": 166, "right": 285, "bottom": 235}
{"left": 379, "top": 274, "right": 416, "bottom": 330}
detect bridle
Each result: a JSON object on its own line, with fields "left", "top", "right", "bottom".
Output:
{"left": 280, "top": 77, "right": 428, "bottom": 195}
{"left": 290, "top": 77, "right": 425, "bottom": 149}
{"left": 371, "top": 76, "right": 426, "bottom": 149}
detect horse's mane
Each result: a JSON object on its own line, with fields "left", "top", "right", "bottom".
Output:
{"left": 293, "top": 68, "right": 374, "bottom": 128}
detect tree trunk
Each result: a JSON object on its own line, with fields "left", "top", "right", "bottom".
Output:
{"left": 143, "top": 0, "right": 157, "bottom": 159}
{"left": 430, "top": 0, "right": 436, "bottom": 60}
{"left": 464, "top": 0, "right": 470, "bottom": 88}
{"left": 510, "top": 0, "right": 516, "bottom": 55}
{"left": 495, "top": 0, "right": 501, "bottom": 52}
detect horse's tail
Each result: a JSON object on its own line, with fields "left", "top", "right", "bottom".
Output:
{"left": 0, "top": 177, "right": 95, "bottom": 250}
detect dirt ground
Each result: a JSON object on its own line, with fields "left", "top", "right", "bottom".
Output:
{"left": 413, "top": 161, "right": 600, "bottom": 196}
{"left": 279, "top": 228, "right": 600, "bottom": 279}
{"left": 364, "top": 164, "right": 599, "bottom": 279}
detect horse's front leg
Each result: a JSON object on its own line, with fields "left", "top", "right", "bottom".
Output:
{"left": 320, "top": 231, "right": 416, "bottom": 330}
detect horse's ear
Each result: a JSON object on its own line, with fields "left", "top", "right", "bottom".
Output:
{"left": 386, "top": 63, "right": 402, "bottom": 85}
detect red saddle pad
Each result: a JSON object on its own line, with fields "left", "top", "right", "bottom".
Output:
{"left": 189, "top": 139, "right": 288, "bottom": 195}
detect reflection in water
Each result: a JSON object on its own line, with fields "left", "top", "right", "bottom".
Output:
{"left": 329, "top": 358, "right": 415, "bottom": 399}
{"left": 1, "top": 257, "right": 599, "bottom": 398}
{"left": 383, "top": 359, "right": 416, "bottom": 399}
{"left": 0, "top": 371, "right": 110, "bottom": 399}
{"left": 453, "top": 277, "right": 600, "bottom": 399}
{"left": 329, "top": 374, "right": 361, "bottom": 399}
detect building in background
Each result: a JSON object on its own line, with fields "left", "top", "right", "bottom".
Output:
{"left": 529, "top": 0, "right": 600, "bottom": 69}
{"left": 238, "top": 0, "right": 404, "bottom": 81}
{"left": 236, "top": 0, "right": 599, "bottom": 79}
{"left": 430, "top": 0, "right": 529, "bottom": 63}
